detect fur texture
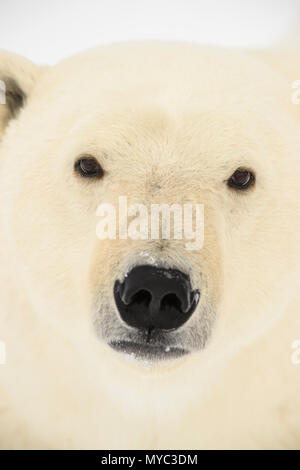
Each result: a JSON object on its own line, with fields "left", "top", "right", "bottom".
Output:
{"left": 0, "top": 42, "right": 300, "bottom": 449}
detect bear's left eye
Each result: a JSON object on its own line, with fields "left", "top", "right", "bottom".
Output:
{"left": 74, "top": 156, "right": 104, "bottom": 179}
{"left": 227, "top": 168, "right": 255, "bottom": 191}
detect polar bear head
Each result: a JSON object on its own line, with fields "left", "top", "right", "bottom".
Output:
{"left": 1, "top": 43, "right": 300, "bottom": 371}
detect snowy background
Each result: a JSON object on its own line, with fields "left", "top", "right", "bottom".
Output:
{"left": 0, "top": 0, "right": 300, "bottom": 64}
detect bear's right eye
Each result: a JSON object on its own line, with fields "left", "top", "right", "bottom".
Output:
{"left": 74, "top": 156, "right": 104, "bottom": 179}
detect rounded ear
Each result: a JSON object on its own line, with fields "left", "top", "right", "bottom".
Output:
{"left": 0, "top": 50, "right": 40, "bottom": 138}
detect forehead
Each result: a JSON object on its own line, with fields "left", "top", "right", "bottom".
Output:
{"left": 40, "top": 43, "right": 285, "bottom": 114}
{"left": 66, "top": 106, "right": 264, "bottom": 164}
{"left": 27, "top": 43, "right": 296, "bottom": 169}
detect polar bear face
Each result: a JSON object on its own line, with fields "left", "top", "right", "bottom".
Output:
{"left": 1, "top": 44, "right": 300, "bottom": 369}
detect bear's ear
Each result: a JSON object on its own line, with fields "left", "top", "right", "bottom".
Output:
{"left": 0, "top": 50, "right": 40, "bottom": 138}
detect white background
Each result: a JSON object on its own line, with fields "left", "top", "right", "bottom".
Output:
{"left": 0, "top": 0, "right": 300, "bottom": 64}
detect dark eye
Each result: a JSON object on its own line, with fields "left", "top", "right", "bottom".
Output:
{"left": 74, "top": 156, "right": 104, "bottom": 179}
{"left": 227, "top": 168, "right": 255, "bottom": 191}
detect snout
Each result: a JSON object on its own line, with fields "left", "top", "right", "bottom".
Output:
{"left": 114, "top": 265, "right": 200, "bottom": 332}
{"left": 95, "top": 262, "right": 215, "bottom": 362}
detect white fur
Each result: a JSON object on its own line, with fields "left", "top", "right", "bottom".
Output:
{"left": 0, "top": 42, "right": 300, "bottom": 449}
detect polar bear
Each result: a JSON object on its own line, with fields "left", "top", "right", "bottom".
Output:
{"left": 0, "top": 42, "right": 300, "bottom": 450}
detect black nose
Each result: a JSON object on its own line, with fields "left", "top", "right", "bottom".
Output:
{"left": 114, "top": 265, "right": 200, "bottom": 331}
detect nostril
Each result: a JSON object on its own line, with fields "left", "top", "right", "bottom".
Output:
{"left": 130, "top": 290, "right": 152, "bottom": 309}
{"left": 160, "top": 293, "right": 182, "bottom": 313}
